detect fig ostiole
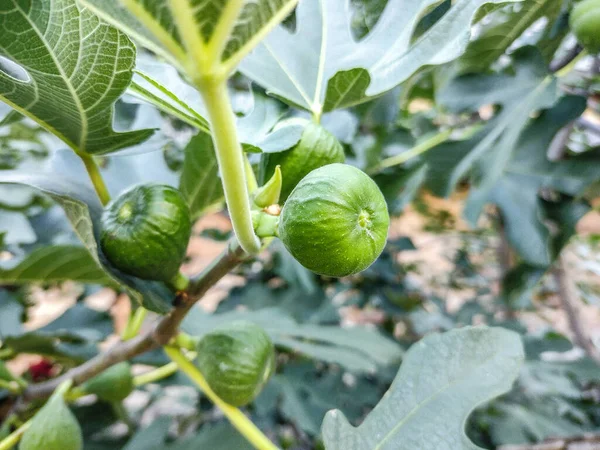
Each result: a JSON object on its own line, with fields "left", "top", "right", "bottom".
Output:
{"left": 278, "top": 163, "right": 390, "bottom": 277}
{"left": 195, "top": 321, "right": 275, "bottom": 407}
{"left": 100, "top": 184, "right": 191, "bottom": 286}
{"left": 570, "top": 0, "right": 600, "bottom": 52}
{"left": 260, "top": 122, "right": 345, "bottom": 202}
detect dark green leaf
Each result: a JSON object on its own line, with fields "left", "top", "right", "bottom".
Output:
{"left": 0, "top": 246, "right": 116, "bottom": 285}
{"left": 0, "top": 0, "right": 153, "bottom": 155}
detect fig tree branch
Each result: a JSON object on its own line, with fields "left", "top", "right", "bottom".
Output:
{"left": 554, "top": 254, "right": 600, "bottom": 365}
{"left": 19, "top": 239, "right": 246, "bottom": 404}
{"left": 498, "top": 433, "right": 600, "bottom": 450}
{"left": 577, "top": 117, "right": 600, "bottom": 136}
{"left": 549, "top": 44, "right": 583, "bottom": 74}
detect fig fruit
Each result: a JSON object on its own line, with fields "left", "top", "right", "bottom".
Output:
{"left": 196, "top": 321, "right": 275, "bottom": 407}
{"left": 100, "top": 184, "right": 191, "bottom": 283}
{"left": 570, "top": 0, "right": 600, "bottom": 52}
{"left": 261, "top": 122, "right": 345, "bottom": 202}
{"left": 278, "top": 164, "right": 389, "bottom": 277}
{"left": 82, "top": 362, "right": 134, "bottom": 403}
{"left": 20, "top": 382, "right": 83, "bottom": 450}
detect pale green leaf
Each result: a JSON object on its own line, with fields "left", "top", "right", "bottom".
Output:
{"left": 0, "top": 0, "right": 153, "bottom": 155}
{"left": 321, "top": 326, "right": 524, "bottom": 450}
{"left": 129, "top": 57, "right": 304, "bottom": 153}
{"left": 237, "top": 96, "right": 304, "bottom": 153}
{"left": 240, "top": 0, "right": 524, "bottom": 116}
{"left": 0, "top": 245, "right": 115, "bottom": 285}
{"left": 129, "top": 55, "right": 210, "bottom": 132}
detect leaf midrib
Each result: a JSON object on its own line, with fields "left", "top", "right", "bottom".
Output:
{"left": 311, "top": 0, "right": 328, "bottom": 116}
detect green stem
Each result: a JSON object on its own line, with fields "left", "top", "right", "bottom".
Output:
{"left": 165, "top": 346, "right": 279, "bottom": 450}
{"left": 111, "top": 401, "right": 135, "bottom": 433}
{"left": 174, "top": 333, "right": 197, "bottom": 351}
{"left": 0, "top": 380, "right": 20, "bottom": 394}
{"left": 168, "top": 272, "right": 190, "bottom": 292}
{"left": 244, "top": 154, "right": 258, "bottom": 193}
{"left": 122, "top": 308, "right": 148, "bottom": 341}
{"left": 198, "top": 80, "right": 260, "bottom": 255}
{"left": 80, "top": 153, "right": 111, "bottom": 206}
{"left": 0, "top": 420, "right": 31, "bottom": 450}
{"left": 0, "top": 349, "right": 14, "bottom": 360}
{"left": 369, "top": 129, "right": 453, "bottom": 174}
{"left": 133, "top": 362, "right": 179, "bottom": 387}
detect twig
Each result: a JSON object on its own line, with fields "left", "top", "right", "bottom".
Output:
{"left": 547, "top": 122, "right": 575, "bottom": 161}
{"left": 554, "top": 255, "right": 600, "bottom": 365}
{"left": 577, "top": 117, "right": 600, "bottom": 136}
{"left": 19, "top": 239, "right": 246, "bottom": 403}
{"left": 496, "top": 212, "right": 514, "bottom": 276}
{"left": 549, "top": 44, "right": 583, "bottom": 74}
{"left": 499, "top": 433, "right": 600, "bottom": 450}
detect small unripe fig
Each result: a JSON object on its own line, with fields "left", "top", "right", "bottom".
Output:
{"left": 196, "top": 321, "right": 275, "bottom": 407}
{"left": 100, "top": 184, "right": 191, "bottom": 283}
{"left": 261, "top": 122, "right": 345, "bottom": 202}
{"left": 82, "top": 362, "right": 134, "bottom": 402}
{"left": 20, "top": 383, "right": 83, "bottom": 450}
{"left": 570, "top": 0, "right": 600, "bottom": 52}
{"left": 278, "top": 164, "right": 389, "bottom": 277}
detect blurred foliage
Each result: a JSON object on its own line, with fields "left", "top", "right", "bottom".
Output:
{"left": 1, "top": 0, "right": 600, "bottom": 448}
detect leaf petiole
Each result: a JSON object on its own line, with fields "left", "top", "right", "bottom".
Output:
{"left": 0, "top": 420, "right": 31, "bottom": 450}
{"left": 122, "top": 308, "right": 148, "bottom": 341}
{"left": 198, "top": 79, "right": 261, "bottom": 254}
{"left": 79, "top": 153, "right": 111, "bottom": 206}
{"left": 369, "top": 129, "right": 454, "bottom": 174}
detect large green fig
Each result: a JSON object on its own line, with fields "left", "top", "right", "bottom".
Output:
{"left": 278, "top": 164, "right": 389, "bottom": 277}
{"left": 20, "top": 383, "right": 83, "bottom": 450}
{"left": 196, "top": 321, "right": 275, "bottom": 407}
{"left": 100, "top": 184, "right": 191, "bottom": 283}
{"left": 261, "top": 122, "right": 345, "bottom": 202}
{"left": 570, "top": 0, "right": 600, "bottom": 52}
{"left": 81, "top": 362, "right": 134, "bottom": 402}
